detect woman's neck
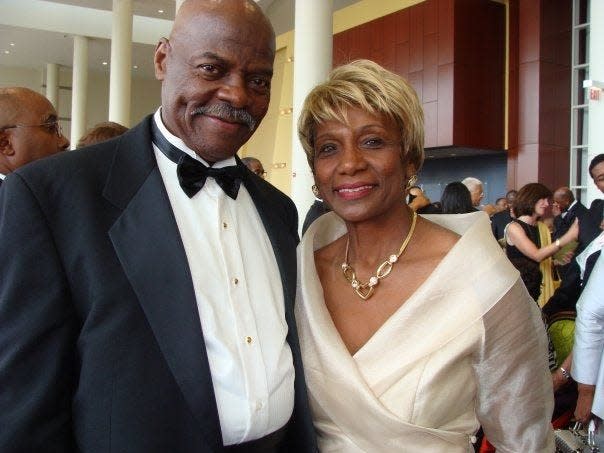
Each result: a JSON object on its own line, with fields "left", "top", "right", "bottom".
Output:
{"left": 344, "top": 205, "right": 414, "bottom": 268}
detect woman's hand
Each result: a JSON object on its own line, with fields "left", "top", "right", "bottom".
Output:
{"left": 575, "top": 383, "right": 596, "bottom": 424}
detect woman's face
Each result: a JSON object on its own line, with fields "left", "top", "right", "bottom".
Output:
{"left": 312, "top": 107, "right": 407, "bottom": 223}
{"left": 533, "top": 197, "right": 550, "bottom": 217}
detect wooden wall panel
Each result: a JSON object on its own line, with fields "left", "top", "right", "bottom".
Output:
{"left": 332, "top": 0, "right": 505, "bottom": 151}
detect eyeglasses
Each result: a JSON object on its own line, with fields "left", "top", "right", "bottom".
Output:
{"left": 1, "top": 120, "right": 63, "bottom": 137}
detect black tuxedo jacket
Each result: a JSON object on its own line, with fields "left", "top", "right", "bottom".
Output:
{"left": 0, "top": 116, "right": 317, "bottom": 452}
{"left": 490, "top": 209, "right": 512, "bottom": 240}
{"left": 553, "top": 200, "right": 589, "bottom": 241}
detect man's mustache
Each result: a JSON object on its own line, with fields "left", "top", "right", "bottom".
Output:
{"left": 191, "top": 104, "right": 257, "bottom": 131}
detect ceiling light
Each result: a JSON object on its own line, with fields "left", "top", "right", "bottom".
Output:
{"left": 133, "top": 65, "right": 138, "bottom": 69}
{"left": 102, "top": 61, "right": 108, "bottom": 66}
{"left": 158, "top": 9, "right": 164, "bottom": 13}
{"left": 3, "top": 50, "right": 10, "bottom": 54}
{"left": 9, "top": 42, "right": 15, "bottom": 47}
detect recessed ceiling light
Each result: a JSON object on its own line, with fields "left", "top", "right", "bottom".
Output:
{"left": 158, "top": 9, "right": 164, "bottom": 13}
{"left": 102, "top": 61, "right": 108, "bottom": 65}
{"left": 133, "top": 65, "right": 138, "bottom": 69}
{"left": 9, "top": 42, "right": 15, "bottom": 47}
{"left": 3, "top": 50, "right": 10, "bottom": 54}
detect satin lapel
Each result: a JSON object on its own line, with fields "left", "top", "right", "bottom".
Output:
{"left": 104, "top": 117, "right": 222, "bottom": 449}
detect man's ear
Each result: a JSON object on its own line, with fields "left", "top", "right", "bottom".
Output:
{"left": 0, "top": 132, "right": 15, "bottom": 156}
{"left": 154, "top": 38, "right": 170, "bottom": 82}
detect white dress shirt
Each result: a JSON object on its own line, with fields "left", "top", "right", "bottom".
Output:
{"left": 572, "top": 251, "right": 604, "bottom": 418}
{"left": 152, "top": 110, "right": 294, "bottom": 445}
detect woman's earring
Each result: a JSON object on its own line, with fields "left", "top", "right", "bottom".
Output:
{"left": 405, "top": 175, "right": 418, "bottom": 192}
{"left": 311, "top": 184, "right": 320, "bottom": 197}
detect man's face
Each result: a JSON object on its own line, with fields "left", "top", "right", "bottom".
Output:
{"left": 1, "top": 93, "right": 69, "bottom": 171}
{"left": 154, "top": 7, "right": 275, "bottom": 163}
{"left": 470, "top": 184, "right": 484, "bottom": 207}
{"left": 591, "top": 161, "right": 604, "bottom": 194}
{"left": 552, "top": 193, "right": 571, "bottom": 212}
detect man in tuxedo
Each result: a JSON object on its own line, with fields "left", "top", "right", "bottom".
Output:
{"left": 0, "top": 87, "right": 69, "bottom": 185}
{"left": 490, "top": 189, "right": 517, "bottom": 241}
{"left": 584, "top": 154, "right": 604, "bottom": 240}
{"left": 0, "top": 1, "right": 316, "bottom": 452}
{"left": 552, "top": 186, "right": 589, "bottom": 240}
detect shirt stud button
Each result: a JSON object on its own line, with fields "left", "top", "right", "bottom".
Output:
{"left": 233, "top": 277, "right": 239, "bottom": 285}
{"left": 245, "top": 336, "right": 253, "bottom": 344}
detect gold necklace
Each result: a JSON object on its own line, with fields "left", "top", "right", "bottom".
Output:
{"left": 341, "top": 211, "right": 417, "bottom": 301}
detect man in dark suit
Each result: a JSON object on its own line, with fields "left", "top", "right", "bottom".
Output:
{"left": 583, "top": 154, "right": 604, "bottom": 243}
{"left": 0, "top": 87, "right": 70, "bottom": 185}
{"left": 552, "top": 186, "right": 589, "bottom": 241}
{"left": 0, "top": 1, "right": 316, "bottom": 452}
{"left": 490, "top": 189, "right": 517, "bottom": 240}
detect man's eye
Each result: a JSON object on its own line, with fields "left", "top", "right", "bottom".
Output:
{"left": 250, "top": 77, "right": 270, "bottom": 90}
{"left": 198, "top": 64, "right": 219, "bottom": 74}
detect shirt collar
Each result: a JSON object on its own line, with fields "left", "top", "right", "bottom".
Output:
{"left": 152, "top": 108, "right": 237, "bottom": 169}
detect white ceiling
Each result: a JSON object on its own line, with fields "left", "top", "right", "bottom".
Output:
{"left": 1, "top": 0, "right": 357, "bottom": 80}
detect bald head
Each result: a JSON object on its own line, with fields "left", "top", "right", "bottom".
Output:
{"left": 0, "top": 87, "right": 40, "bottom": 126}
{"left": 173, "top": 0, "right": 273, "bottom": 42}
{"left": 0, "top": 87, "right": 69, "bottom": 174}
{"left": 154, "top": 0, "right": 275, "bottom": 163}
{"left": 553, "top": 186, "right": 574, "bottom": 212}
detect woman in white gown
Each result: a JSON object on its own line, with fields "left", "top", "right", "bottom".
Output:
{"left": 295, "top": 60, "right": 554, "bottom": 452}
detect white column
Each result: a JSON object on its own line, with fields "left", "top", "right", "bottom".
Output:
{"left": 71, "top": 35, "right": 88, "bottom": 149}
{"left": 291, "top": 0, "right": 333, "bottom": 230}
{"left": 46, "top": 63, "right": 59, "bottom": 109}
{"left": 587, "top": 0, "right": 604, "bottom": 205}
{"left": 175, "top": 0, "right": 185, "bottom": 14}
{"left": 108, "top": 0, "right": 133, "bottom": 126}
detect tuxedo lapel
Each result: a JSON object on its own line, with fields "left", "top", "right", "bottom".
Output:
{"left": 104, "top": 117, "right": 222, "bottom": 449}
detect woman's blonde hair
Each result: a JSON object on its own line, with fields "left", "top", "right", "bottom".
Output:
{"left": 297, "top": 59, "right": 424, "bottom": 173}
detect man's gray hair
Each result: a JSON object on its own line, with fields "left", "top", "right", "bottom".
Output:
{"left": 461, "top": 177, "right": 483, "bottom": 192}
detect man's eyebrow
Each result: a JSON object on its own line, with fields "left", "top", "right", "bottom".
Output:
{"left": 42, "top": 113, "right": 58, "bottom": 123}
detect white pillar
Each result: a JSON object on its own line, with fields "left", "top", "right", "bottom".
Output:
{"left": 291, "top": 0, "right": 333, "bottom": 230}
{"left": 71, "top": 36, "right": 88, "bottom": 149}
{"left": 46, "top": 63, "right": 59, "bottom": 109}
{"left": 109, "top": 0, "right": 132, "bottom": 126}
{"left": 587, "top": 0, "right": 604, "bottom": 205}
{"left": 175, "top": 0, "right": 185, "bottom": 15}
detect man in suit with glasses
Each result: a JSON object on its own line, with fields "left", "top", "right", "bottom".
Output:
{"left": 0, "top": 87, "right": 70, "bottom": 185}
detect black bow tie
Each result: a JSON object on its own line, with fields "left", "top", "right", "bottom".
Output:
{"left": 151, "top": 120, "right": 243, "bottom": 199}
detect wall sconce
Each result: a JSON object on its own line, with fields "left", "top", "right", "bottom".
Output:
{"left": 583, "top": 79, "right": 604, "bottom": 101}
{"left": 271, "top": 162, "right": 287, "bottom": 169}
{"left": 286, "top": 57, "right": 294, "bottom": 62}
{"left": 279, "top": 107, "right": 293, "bottom": 115}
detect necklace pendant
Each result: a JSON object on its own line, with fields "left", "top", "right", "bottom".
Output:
{"left": 355, "top": 284, "right": 374, "bottom": 300}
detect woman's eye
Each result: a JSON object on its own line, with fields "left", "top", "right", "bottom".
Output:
{"left": 316, "top": 143, "right": 337, "bottom": 156}
{"left": 361, "top": 137, "right": 385, "bottom": 148}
